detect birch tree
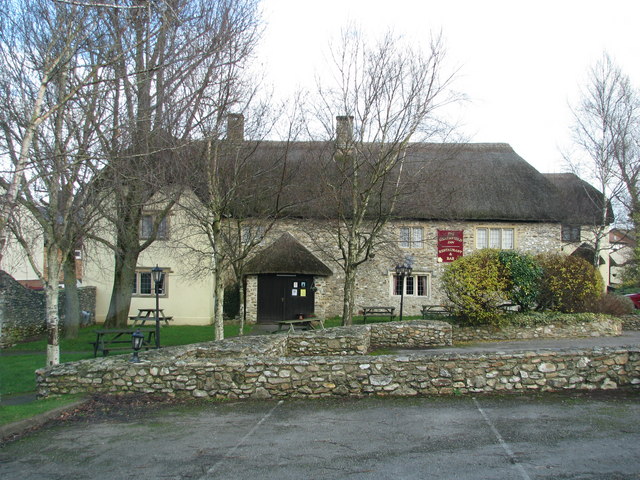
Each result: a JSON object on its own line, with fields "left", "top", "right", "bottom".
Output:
{"left": 309, "top": 29, "right": 458, "bottom": 325}
{"left": 0, "top": 0, "right": 108, "bottom": 365}
{"left": 569, "top": 53, "right": 640, "bottom": 272}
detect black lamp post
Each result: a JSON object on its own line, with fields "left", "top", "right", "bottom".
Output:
{"left": 151, "top": 265, "right": 164, "bottom": 349}
{"left": 131, "top": 329, "right": 144, "bottom": 363}
{"left": 395, "top": 262, "right": 413, "bottom": 323}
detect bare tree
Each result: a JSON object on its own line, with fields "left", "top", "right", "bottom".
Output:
{"left": 307, "top": 28, "right": 458, "bottom": 325}
{"left": 569, "top": 53, "right": 640, "bottom": 273}
{"left": 172, "top": 107, "right": 301, "bottom": 340}
{"left": 87, "top": 0, "right": 262, "bottom": 328}
{"left": 0, "top": 0, "right": 102, "bottom": 269}
{"left": 0, "top": 0, "right": 109, "bottom": 365}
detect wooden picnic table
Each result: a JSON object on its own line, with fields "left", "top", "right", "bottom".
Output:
{"left": 276, "top": 318, "right": 325, "bottom": 333}
{"left": 361, "top": 306, "right": 395, "bottom": 323}
{"left": 128, "top": 308, "right": 173, "bottom": 326}
{"left": 421, "top": 304, "right": 453, "bottom": 318}
{"left": 90, "top": 328, "right": 156, "bottom": 357}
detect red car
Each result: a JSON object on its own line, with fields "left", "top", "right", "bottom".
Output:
{"left": 625, "top": 293, "right": 640, "bottom": 309}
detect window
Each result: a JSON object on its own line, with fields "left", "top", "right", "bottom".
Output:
{"left": 132, "top": 269, "right": 168, "bottom": 297}
{"left": 562, "top": 225, "right": 581, "bottom": 243}
{"left": 476, "top": 227, "right": 514, "bottom": 249}
{"left": 399, "top": 227, "right": 423, "bottom": 248}
{"left": 392, "top": 273, "right": 430, "bottom": 297}
{"left": 140, "top": 214, "right": 168, "bottom": 240}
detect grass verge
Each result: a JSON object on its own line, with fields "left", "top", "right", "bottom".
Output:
{"left": 0, "top": 323, "right": 250, "bottom": 428}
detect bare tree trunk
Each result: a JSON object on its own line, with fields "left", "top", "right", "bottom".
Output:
{"left": 45, "top": 247, "right": 61, "bottom": 366}
{"left": 341, "top": 265, "right": 357, "bottom": 326}
{"left": 105, "top": 250, "right": 139, "bottom": 328}
{"left": 63, "top": 250, "right": 80, "bottom": 339}
{"left": 238, "top": 279, "right": 246, "bottom": 335}
{"left": 212, "top": 267, "right": 225, "bottom": 340}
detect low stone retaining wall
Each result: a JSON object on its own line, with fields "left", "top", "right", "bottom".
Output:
{"left": 621, "top": 315, "right": 640, "bottom": 331}
{"left": 36, "top": 319, "right": 639, "bottom": 399}
{"left": 37, "top": 344, "right": 640, "bottom": 399}
{"left": 452, "top": 316, "right": 621, "bottom": 343}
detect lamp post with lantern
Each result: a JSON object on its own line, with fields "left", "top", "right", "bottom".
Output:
{"left": 395, "top": 262, "right": 413, "bottom": 323}
{"left": 151, "top": 265, "right": 164, "bottom": 349}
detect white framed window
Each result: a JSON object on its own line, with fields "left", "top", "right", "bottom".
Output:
{"left": 399, "top": 227, "right": 424, "bottom": 249}
{"left": 132, "top": 268, "right": 168, "bottom": 297}
{"left": 476, "top": 227, "right": 514, "bottom": 250}
{"left": 391, "top": 272, "right": 430, "bottom": 297}
{"left": 140, "top": 214, "right": 169, "bottom": 240}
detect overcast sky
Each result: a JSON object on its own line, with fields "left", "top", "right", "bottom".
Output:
{"left": 257, "top": 0, "right": 640, "bottom": 174}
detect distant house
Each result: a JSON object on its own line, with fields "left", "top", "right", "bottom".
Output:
{"left": 609, "top": 228, "right": 636, "bottom": 287}
{"left": 4, "top": 116, "right": 613, "bottom": 325}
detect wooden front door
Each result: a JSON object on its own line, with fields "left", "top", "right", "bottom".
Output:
{"left": 257, "top": 274, "right": 315, "bottom": 323}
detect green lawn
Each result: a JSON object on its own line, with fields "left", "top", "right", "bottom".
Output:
{"left": 0, "top": 323, "right": 250, "bottom": 428}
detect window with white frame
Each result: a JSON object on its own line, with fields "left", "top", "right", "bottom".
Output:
{"left": 392, "top": 272, "right": 430, "bottom": 297}
{"left": 399, "top": 226, "right": 424, "bottom": 248}
{"left": 476, "top": 227, "right": 514, "bottom": 249}
{"left": 132, "top": 269, "right": 168, "bottom": 297}
{"left": 140, "top": 214, "right": 168, "bottom": 240}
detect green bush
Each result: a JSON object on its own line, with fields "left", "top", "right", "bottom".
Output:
{"left": 591, "top": 293, "right": 634, "bottom": 316}
{"left": 498, "top": 250, "right": 543, "bottom": 311}
{"left": 442, "top": 249, "right": 509, "bottom": 325}
{"left": 536, "top": 253, "right": 604, "bottom": 313}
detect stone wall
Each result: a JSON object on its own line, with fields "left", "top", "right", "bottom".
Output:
{"left": 36, "top": 343, "right": 640, "bottom": 399}
{"left": 36, "top": 319, "right": 638, "bottom": 399}
{"left": 621, "top": 315, "right": 640, "bottom": 331}
{"left": 452, "top": 316, "right": 622, "bottom": 342}
{"left": 0, "top": 271, "right": 96, "bottom": 347}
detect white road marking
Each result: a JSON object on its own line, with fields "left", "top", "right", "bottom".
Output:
{"left": 473, "top": 397, "right": 532, "bottom": 480}
{"left": 198, "top": 399, "right": 284, "bottom": 479}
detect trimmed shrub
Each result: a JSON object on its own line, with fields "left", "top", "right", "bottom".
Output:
{"left": 442, "top": 249, "right": 508, "bottom": 325}
{"left": 536, "top": 254, "right": 604, "bottom": 313}
{"left": 498, "top": 250, "right": 543, "bottom": 312}
{"left": 591, "top": 293, "right": 635, "bottom": 316}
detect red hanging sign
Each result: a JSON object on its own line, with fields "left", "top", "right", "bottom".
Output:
{"left": 438, "top": 230, "right": 464, "bottom": 263}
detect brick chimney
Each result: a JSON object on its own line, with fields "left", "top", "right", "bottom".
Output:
{"left": 336, "top": 115, "right": 354, "bottom": 147}
{"left": 226, "top": 113, "right": 244, "bottom": 142}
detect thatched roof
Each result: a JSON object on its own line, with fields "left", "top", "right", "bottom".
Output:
{"left": 186, "top": 140, "right": 610, "bottom": 225}
{"left": 543, "top": 173, "right": 614, "bottom": 225}
{"left": 243, "top": 233, "right": 333, "bottom": 275}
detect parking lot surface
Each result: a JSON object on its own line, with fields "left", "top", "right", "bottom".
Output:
{"left": 1, "top": 392, "right": 639, "bottom": 479}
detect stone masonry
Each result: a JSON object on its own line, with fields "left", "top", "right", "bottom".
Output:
{"left": 36, "top": 318, "right": 639, "bottom": 399}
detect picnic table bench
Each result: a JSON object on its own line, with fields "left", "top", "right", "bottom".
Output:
{"left": 361, "top": 306, "right": 395, "bottom": 323}
{"left": 90, "top": 328, "right": 156, "bottom": 357}
{"left": 128, "top": 308, "right": 173, "bottom": 327}
{"left": 421, "top": 304, "right": 453, "bottom": 318}
{"left": 276, "top": 318, "right": 325, "bottom": 333}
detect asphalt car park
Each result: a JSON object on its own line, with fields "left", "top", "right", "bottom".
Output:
{"left": 1, "top": 391, "right": 639, "bottom": 479}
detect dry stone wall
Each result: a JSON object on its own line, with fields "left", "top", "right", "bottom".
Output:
{"left": 453, "top": 316, "right": 622, "bottom": 342}
{"left": 36, "top": 319, "right": 638, "bottom": 399}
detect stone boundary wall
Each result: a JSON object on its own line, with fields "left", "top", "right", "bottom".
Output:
{"left": 452, "top": 316, "right": 621, "bottom": 343}
{"left": 36, "top": 319, "right": 638, "bottom": 399}
{"left": 621, "top": 315, "right": 640, "bottom": 331}
{"left": 37, "top": 345, "right": 640, "bottom": 399}
{"left": 0, "top": 271, "right": 97, "bottom": 347}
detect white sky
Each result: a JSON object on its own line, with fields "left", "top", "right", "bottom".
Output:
{"left": 257, "top": 0, "right": 640, "bottom": 174}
